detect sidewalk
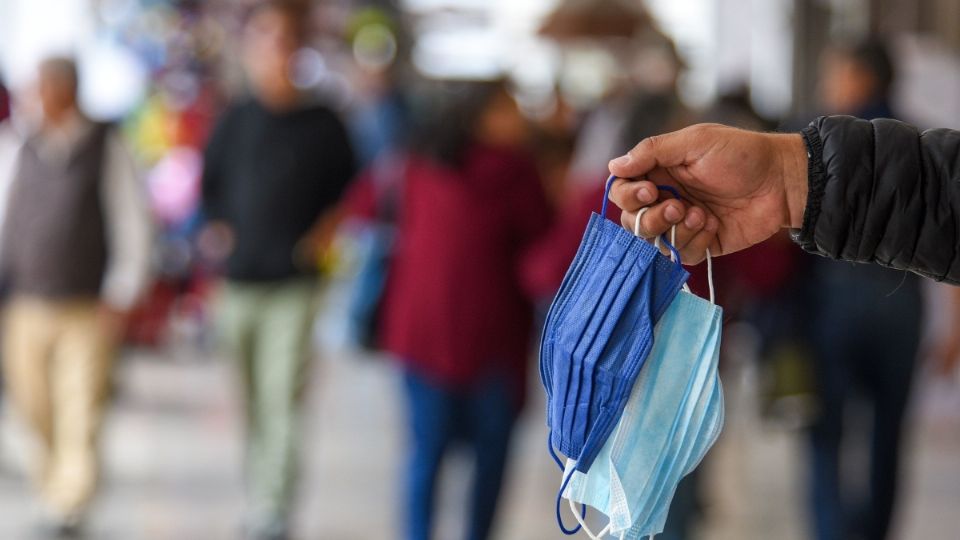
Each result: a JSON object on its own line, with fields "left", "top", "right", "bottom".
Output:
{"left": 1, "top": 346, "right": 957, "bottom": 539}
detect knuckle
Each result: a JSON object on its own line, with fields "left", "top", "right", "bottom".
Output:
{"left": 638, "top": 136, "right": 660, "bottom": 153}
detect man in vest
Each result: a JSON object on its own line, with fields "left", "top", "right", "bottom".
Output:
{"left": 0, "top": 57, "right": 152, "bottom": 536}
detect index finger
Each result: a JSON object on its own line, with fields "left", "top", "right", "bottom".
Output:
{"left": 608, "top": 130, "right": 690, "bottom": 179}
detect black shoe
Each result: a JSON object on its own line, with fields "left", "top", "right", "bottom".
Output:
{"left": 35, "top": 515, "right": 83, "bottom": 539}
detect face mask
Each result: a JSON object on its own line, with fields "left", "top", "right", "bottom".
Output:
{"left": 559, "top": 234, "right": 724, "bottom": 540}
{"left": 540, "top": 176, "right": 689, "bottom": 478}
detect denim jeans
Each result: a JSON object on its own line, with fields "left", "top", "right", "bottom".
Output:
{"left": 402, "top": 368, "right": 519, "bottom": 540}
{"left": 808, "top": 266, "right": 921, "bottom": 540}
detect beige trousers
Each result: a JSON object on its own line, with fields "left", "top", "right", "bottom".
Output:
{"left": 2, "top": 296, "right": 115, "bottom": 518}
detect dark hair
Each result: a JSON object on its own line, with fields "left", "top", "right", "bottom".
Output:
{"left": 409, "top": 80, "right": 508, "bottom": 167}
{"left": 838, "top": 39, "right": 896, "bottom": 96}
{"left": 245, "top": 0, "right": 310, "bottom": 43}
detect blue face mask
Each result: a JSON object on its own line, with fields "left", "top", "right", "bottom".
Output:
{"left": 559, "top": 248, "right": 724, "bottom": 540}
{"left": 540, "top": 177, "right": 689, "bottom": 476}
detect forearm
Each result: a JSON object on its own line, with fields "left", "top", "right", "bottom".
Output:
{"left": 101, "top": 133, "right": 154, "bottom": 310}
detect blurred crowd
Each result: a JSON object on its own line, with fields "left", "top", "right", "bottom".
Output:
{"left": 0, "top": 1, "right": 958, "bottom": 540}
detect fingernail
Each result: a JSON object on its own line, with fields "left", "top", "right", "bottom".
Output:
{"left": 637, "top": 187, "right": 652, "bottom": 203}
{"left": 705, "top": 216, "right": 719, "bottom": 232}
{"left": 684, "top": 212, "right": 702, "bottom": 229}
{"left": 610, "top": 155, "right": 631, "bottom": 168}
{"left": 665, "top": 204, "right": 682, "bottom": 223}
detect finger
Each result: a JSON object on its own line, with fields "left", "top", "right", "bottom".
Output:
{"left": 620, "top": 199, "right": 686, "bottom": 239}
{"left": 608, "top": 128, "right": 691, "bottom": 179}
{"left": 667, "top": 207, "right": 707, "bottom": 248}
{"left": 677, "top": 215, "right": 719, "bottom": 265}
{"left": 608, "top": 178, "right": 658, "bottom": 213}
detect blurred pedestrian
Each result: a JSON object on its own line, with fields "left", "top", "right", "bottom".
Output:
{"left": 0, "top": 74, "right": 10, "bottom": 123}
{"left": 0, "top": 57, "right": 153, "bottom": 536}
{"left": 360, "top": 80, "right": 551, "bottom": 540}
{"left": 199, "top": 2, "right": 355, "bottom": 539}
{"left": 804, "top": 40, "right": 923, "bottom": 540}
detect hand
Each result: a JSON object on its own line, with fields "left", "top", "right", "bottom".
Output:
{"left": 927, "top": 337, "right": 960, "bottom": 378}
{"left": 608, "top": 124, "right": 809, "bottom": 263}
{"left": 98, "top": 304, "right": 129, "bottom": 342}
{"left": 197, "top": 221, "right": 235, "bottom": 263}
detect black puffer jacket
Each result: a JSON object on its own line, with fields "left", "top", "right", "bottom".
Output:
{"left": 798, "top": 115, "right": 960, "bottom": 284}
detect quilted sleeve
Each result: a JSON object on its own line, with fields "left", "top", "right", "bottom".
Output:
{"left": 796, "top": 115, "right": 960, "bottom": 284}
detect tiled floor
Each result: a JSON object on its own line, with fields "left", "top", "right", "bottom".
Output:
{"left": 0, "top": 344, "right": 957, "bottom": 540}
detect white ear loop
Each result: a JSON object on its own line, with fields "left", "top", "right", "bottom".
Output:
{"left": 635, "top": 207, "right": 715, "bottom": 300}
{"left": 633, "top": 208, "right": 651, "bottom": 238}
{"left": 705, "top": 248, "right": 715, "bottom": 305}
{"left": 569, "top": 497, "right": 611, "bottom": 540}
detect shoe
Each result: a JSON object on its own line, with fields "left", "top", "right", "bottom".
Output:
{"left": 35, "top": 514, "right": 83, "bottom": 539}
{"left": 245, "top": 518, "right": 289, "bottom": 540}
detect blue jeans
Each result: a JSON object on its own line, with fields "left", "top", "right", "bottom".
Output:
{"left": 402, "top": 369, "right": 518, "bottom": 540}
{"left": 808, "top": 268, "right": 921, "bottom": 540}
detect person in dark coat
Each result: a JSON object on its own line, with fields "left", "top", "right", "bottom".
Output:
{"left": 200, "top": 2, "right": 355, "bottom": 539}
{"left": 800, "top": 40, "right": 923, "bottom": 540}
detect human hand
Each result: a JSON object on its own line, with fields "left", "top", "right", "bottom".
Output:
{"left": 197, "top": 221, "right": 235, "bottom": 263}
{"left": 98, "top": 303, "right": 129, "bottom": 342}
{"left": 927, "top": 336, "right": 960, "bottom": 378}
{"left": 608, "top": 124, "right": 809, "bottom": 264}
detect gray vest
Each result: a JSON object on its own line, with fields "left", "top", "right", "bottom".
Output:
{"left": 2, "top": 123, "right": 109, "bottom": 299}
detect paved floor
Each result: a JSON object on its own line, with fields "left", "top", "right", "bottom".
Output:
{"left": 1, "top": 342, "right": 958, "bottom": 539}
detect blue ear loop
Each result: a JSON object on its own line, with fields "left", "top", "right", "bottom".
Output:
{"left": 549, "top": 176, "right": 685, "bottom": 535}
{"left": 602, "top": 175, "right": 686, "bottom": 264}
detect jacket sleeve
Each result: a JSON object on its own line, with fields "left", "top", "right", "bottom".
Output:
{"left": 797, "top": 115, "right": 960, "bottom": 284}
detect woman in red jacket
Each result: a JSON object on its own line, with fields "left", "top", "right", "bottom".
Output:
{"left": 376, "top": 80, "right": 551, "bottom": 540}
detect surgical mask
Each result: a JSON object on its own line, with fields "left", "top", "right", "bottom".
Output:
{"left": 540, "top": 175, "right": 688, "bottom": 480}
{"left": 560, "top": 218, "right": 724, "bottom": 540}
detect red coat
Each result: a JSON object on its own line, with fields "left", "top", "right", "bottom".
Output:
{"left": 352, "top": 145, "right": 552, "bottom": 395}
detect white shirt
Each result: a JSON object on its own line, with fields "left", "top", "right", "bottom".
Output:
{"left": 0, "top": 114, "right": 154, "bottom": 310}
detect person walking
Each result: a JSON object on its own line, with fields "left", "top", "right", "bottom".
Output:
{"left": 200, "top": 2, "right": 355, "bottom": 539}
{"left": 0, "top": 57, "right": 153, "bottom": 536}
{"left": 351, "top": 80, "right": 551, "bottom": 540}
{"left": 802, "top": 40, "right": 923, "bottom": 540}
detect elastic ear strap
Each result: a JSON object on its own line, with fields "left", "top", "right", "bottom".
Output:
{"left": 555, "top": 464, "right": 586, "bottom": 535}
{"left": 706, "top": 248, "right": 715, "bottom": 304}
{"left": 600, "top": 175, "right": 616, "bottom": 217}
{"left": 568, "top": 497, "right": 611, "bottom": 540}
{"left": 633, "top": 208, "right": 650, "bottom": 238}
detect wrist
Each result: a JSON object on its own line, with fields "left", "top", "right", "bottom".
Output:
{"left": 775, "top": 134, "right": 808, "bottom": 229}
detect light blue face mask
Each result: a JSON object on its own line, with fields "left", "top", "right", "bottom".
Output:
{"left": 558, "top": 220, "right": 724, "bottom": 540}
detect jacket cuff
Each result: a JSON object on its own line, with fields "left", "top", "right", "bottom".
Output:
{"left": 796, "top": 121, "right": 826, "bottom": 252}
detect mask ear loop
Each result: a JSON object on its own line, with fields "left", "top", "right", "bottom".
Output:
{"left": 568, "top": 497, "right": 611, "bottom": 539}
{"left": 652, "top": 226, "right": 692, "bottom": 293}
{"left": 706, "top": 248, "right": 715, "bottom": 304}
{"left": 600, "top": 174, "right": 617, "bottom": 217}
{"left": 555, "top": 464, "right": 587, "bottom": 535}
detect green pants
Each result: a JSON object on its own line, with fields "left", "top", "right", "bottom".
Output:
{"left": 216, "top": 278, "right": 318, "bottom": 522}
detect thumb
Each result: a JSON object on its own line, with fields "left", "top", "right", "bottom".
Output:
{"left": 609, "top": 128, "right": 692, "bottom": 179}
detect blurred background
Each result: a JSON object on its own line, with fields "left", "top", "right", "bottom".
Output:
{"left": 0, "top": 0, "right": 958, "bottom": 539}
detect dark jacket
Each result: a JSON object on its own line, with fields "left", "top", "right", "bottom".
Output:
{"left": 201, "top": 99, "right": 355, "bottom": 282}
{"left": 798, "top": 115, "right": 960, "bottom": 284}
